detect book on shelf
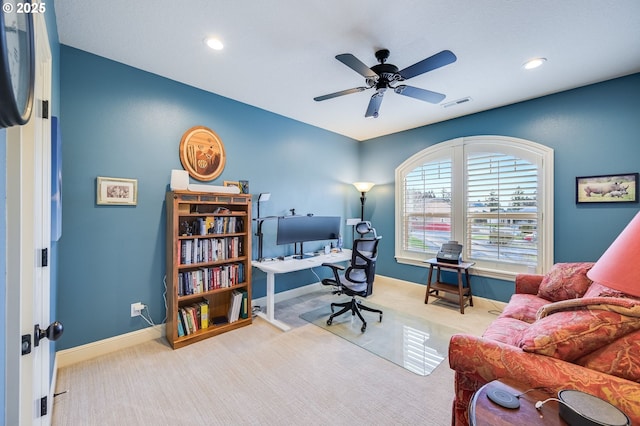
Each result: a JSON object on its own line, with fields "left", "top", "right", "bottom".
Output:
{"left": 194, "top": 305, "right": 202, "bottom": 330}
{"left": 205, "top": 216, "right": 215, "bottom": 234}
{"left": 199, "top": 300, "right": 209, "bottom": 329}
{"left": 240, "top": 290, "right": 248, "bottom": 319}
{"left": 185, "top": 306, "right": 198, "bottom": 333}
{"left": 180, "top": 308, "right": 192, "bottom": 335}
{"left": 228, "top": 290, "right": 243, "bottom": 323}
{"left": 177, "top": 312, "right": 185, "bottom": 337}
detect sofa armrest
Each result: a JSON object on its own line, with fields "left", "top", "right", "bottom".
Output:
{"left": 514, "top": 273, "right": 544, "bottom": 294}
{"left": 449, "top": 333, "right": 640, "bottom": 426}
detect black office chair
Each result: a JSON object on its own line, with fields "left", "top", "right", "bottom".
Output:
{"left": 321, "top": 221, "right": 382, "bottom": 332}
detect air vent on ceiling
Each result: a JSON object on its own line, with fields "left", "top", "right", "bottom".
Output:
{"left": 442, "top": 97, "right": 472, "bottom": 108}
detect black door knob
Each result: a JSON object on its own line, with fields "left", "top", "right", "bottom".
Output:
{"left": 34, "top": 321, "right": 64, "bottom": 347}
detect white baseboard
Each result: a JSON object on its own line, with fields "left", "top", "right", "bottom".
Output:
{"left": 56, "top": 325, "right": 165, "bottom": 368}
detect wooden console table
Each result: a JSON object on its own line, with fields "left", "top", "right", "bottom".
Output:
{"left": 424, "top": 258, "right": 474, "bottom": 314}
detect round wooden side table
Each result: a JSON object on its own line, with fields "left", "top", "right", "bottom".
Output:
{"left": 469, "top": 379, "right": 567, "bottom": 426}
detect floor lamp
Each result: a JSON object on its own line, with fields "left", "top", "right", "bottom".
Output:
{"left": 353, "top": 182, "right": 375, "bottom": 220}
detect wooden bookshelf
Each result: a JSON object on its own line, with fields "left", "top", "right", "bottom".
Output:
{"left": 165, "top": 191, "right": 252, "bottom": 349}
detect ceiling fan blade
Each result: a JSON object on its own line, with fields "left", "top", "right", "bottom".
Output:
{"left": 365, "top": 90, "right": 385, "bottom": 118}
{"left": 398, "top": 50, "right": 457, "bottom": 80}
{"left": 336, "top": 54, "right": 378, "bottom": 79}
{"left": 314, "top": 87, "right": 368, "bottom": 102}
{"left": 394, "top": 85, "right": 446, "bottom": 104}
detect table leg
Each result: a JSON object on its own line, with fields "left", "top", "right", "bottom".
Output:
{"left": 457, "top": 270, "right": 465, "bottom": 314}
{"left": 425, "top": 265, "right": 434, "bottom": 303}
{"left": 266, "top": 272, "right": 275, "bottom": 321}
{"left": 466, "top": 268, "right": 474, "bottom": 307}
{"left": 255, "top": 271, "right": 291, "bottom": 332}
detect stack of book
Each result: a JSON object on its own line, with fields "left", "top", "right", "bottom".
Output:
{"left": 177, "top": 263, "right": 245, "bottom": 295}
{"left": 177, "top": 299, "right": 209, "bottom": 337}
{"left": 227, "top": 290, "right": 248, "bottom": 323}
{"left": 179, "top": 236, "right": 243, "bottom": 265}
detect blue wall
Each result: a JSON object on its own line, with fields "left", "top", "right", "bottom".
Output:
{"left": 59, "top": 43, "right": 640, "bottom": 349}
{"left": 361, "top": 73, "right": 640, "bottom": 301}
{"left": 58, "top": 46, "right": 359, "bottom": 349}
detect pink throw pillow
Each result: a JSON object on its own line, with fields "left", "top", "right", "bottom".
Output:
{"left": 518, "top": 309, "right": 640, "bottom": 361}
{"left": 537, "top": 262, "right": 595, "bottom": 302}
{"left": 499, "top": 294, "right": 549, "bottom": 323}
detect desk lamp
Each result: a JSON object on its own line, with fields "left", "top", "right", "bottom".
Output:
{"left": 353, "top": 182, "right": 375, "bottom": 220}
{"left": 587, "top": 211, "right": 640, "bottom": 297}
{"left": 257, "top": 192, "right": 271, "bottom": 219}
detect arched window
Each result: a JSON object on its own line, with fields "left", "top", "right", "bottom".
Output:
{"left": 395, "top": 136, "right": 554, "bottom": 279}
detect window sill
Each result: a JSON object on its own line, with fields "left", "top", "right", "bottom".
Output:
{"left": 395, "top": 256, "right": 520, "bottom": 282}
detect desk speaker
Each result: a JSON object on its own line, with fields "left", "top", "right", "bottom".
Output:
{"left": 557, "top": 390, "right": 629, "bottom": 426}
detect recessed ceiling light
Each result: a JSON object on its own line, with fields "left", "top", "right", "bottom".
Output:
{"left": 523, "top": 57, "right": 547, "bottom": 70}
{"left": 205, "top": 37, "right": 224, "bottom": 51}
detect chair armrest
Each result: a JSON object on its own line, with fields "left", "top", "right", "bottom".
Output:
{"left": 321, "top": 262, "right": 346, "bottom": 287}
{"left": 321, "top": 262, "right": 346, "bottom": 271}
{"left": 514, "top": 273, "right": 544, "bottom": 294}
{"left": 448, "top": 334, "right": 640, "bottom": 425}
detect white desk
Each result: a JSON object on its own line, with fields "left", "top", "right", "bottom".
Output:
{"left": 251, "top": 249, "right": 351, "bottom": 331}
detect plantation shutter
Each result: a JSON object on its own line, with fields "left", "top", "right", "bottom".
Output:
{"left": 465, "top": 151, "right": 538, "bottom": 266}
{"left": 402, "top": 156, "right": 452, "bottom": 254}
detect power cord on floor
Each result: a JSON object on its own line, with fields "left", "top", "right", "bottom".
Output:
{"left": 488, "top": 300, "right": 505, "bottom": 316}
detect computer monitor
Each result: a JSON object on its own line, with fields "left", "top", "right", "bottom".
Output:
{"left": 276, "top": 216, "right": 340, "bottom": 256}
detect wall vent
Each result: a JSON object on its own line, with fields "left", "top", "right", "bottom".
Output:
{"left": 442, "top": 97, "right": 472, "bottom": 108}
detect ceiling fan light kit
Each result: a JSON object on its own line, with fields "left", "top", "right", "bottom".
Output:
{"left": 314, "top": 48, "right": 457, "bottom": 118}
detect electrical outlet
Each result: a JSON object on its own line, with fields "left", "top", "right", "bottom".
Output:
{"left": 130, "top": 302, "right": 144, "bottom": 317}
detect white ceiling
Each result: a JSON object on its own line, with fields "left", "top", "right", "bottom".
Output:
{"left": 55, "top": 0, "right": 640, "bottom": 141}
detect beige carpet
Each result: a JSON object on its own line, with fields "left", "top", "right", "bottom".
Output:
{"left": 52, "top": 276, "right": 500, "bottom": 425}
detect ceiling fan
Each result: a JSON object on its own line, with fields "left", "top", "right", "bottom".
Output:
{"left": 314, "top": 49, "right": 457, "bottom": 118}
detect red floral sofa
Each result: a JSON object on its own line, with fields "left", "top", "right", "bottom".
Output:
{"left": 448, "top": 262, "right": 640, "bottom": 425}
